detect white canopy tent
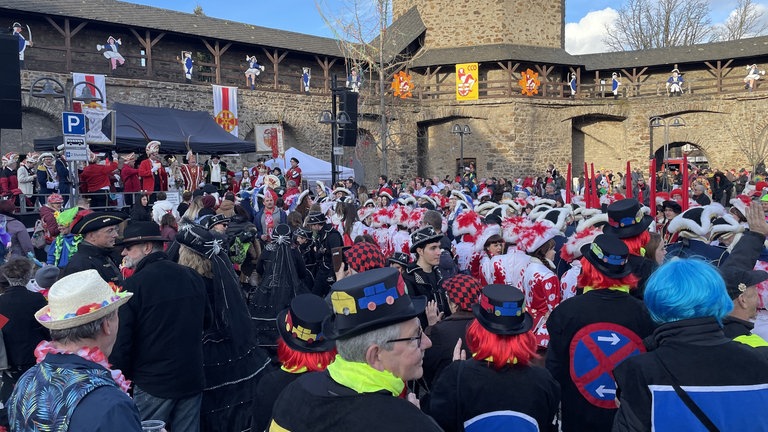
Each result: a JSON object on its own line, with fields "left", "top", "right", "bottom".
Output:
{"left": 265, "top": 147, "right": 355, "bottom": 186}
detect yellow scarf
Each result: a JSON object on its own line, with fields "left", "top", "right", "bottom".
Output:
{"left": 583, "top": 285, "right": 631, "bottom": 294}
{"left": 326, "top": 355, "right": 405, "bottom": 397}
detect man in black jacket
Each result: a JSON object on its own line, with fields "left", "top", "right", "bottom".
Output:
{"left": 62, "top": 211, "right": 127, "bottom": 284}
{"left": 307, "top": 211, "right": 343, "bottom": 297}
{"left": 110, "top": 221, "right": 209, "bottom": 432}
{"left": 402, "top": 227, "right": 452, "bottom": 324}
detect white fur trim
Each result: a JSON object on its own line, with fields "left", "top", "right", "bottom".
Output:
{"left": 576, "top": 213, "right": 608, "bottom": 232}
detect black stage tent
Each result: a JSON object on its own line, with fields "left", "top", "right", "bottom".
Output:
{"left": 35, "top": 102, "right": 255, "bottom": 154}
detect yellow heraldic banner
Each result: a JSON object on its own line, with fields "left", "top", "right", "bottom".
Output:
{"left": 456, "top": 63, "right": 479, "bottom": 101}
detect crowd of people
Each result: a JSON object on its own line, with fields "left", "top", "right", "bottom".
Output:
{"left": 0, "top": 140, "right": 767, "bottom": 431}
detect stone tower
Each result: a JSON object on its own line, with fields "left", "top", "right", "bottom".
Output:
{"left": 393, "top": 0, "right": 565, "bottom": 49}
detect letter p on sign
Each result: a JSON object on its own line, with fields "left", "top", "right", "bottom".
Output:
{"left": 62, "top": 112, "right": 86, "bottom": 135}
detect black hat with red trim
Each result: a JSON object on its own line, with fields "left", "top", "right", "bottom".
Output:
{"left": 603, "top": 199, "right": 653, "bottom": 238}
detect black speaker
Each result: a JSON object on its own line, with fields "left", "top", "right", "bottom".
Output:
{"left": 339, "top": 91, "right": 358, "bottom": 147}
{"left": 0, "top": 35, "right": 22, "bottom": 130}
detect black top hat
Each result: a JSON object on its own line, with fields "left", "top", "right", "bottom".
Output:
{"left": 202, "top": 184, "right": 218, "bottom": 195}
{"left": 472, "top": 284, "right": 532, "bottom": 335}
{"left": 720, "top": 267, "right": 768, "bottom": 300}
{"left": 277, "top": 294, "right": 336, "bottom": 352}
{"left": 661, "top": 200, "right": 682, "bottom": 214}
{"left": 580, "top": 234, "right": 633, "bottom": 278}
{"left": 71, "top": 211, "right": 127, "bottom": 236}
{"left": 603, "top": 199, "right": 653, "bottom": 238}
{"left": 322, "top": 267, "right": 426, "bottom": 340}
{"left": 410, "top": 226, "right": 443, "bottom": 253}
{"left": 387, "top": 252, "right": 411, "bottom": 267}
{"left": 117, "top": 221, "right": 166, "bottom": 246}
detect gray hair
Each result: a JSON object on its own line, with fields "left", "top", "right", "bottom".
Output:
{"left": 335, "top": 322, "right": 402, "bottom": 362}
{"left": 50, "top": 311, "right": 116, "bottom": 344}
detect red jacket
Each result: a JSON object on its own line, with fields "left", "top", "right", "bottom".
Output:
{"left": 138, "top": 159, "right": 168, "bottom": 192}
{"left": 81, "top": 161, "right": 118, "bottom": 192}
{"left": 121, "top": 165, "right": 141, "bottom": 193}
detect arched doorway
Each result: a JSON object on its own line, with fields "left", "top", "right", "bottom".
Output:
{"left": 653, "top": 141, "right": 709, "bottom": 170}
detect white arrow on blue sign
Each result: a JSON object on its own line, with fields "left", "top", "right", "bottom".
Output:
{"left": 62, "top": 112, "right": 86, "bottom": 135}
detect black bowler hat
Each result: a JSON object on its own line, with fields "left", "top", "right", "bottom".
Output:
{"left": 277, "top": 294, "right": 336, "bottom": 353}
{"left": 322, "top": 267, "right": 426, "bottom": 340}
{"left": 71, "top": 211, "right": 127, "bottom": 235}
{"left": 581, "top": 234, "right": 633, "bottom": 278}
{"left": 472, "top": 284, "right": 532, "bottom": 335}
{"left": 410, "top": 226, "right": 443, "bottom": 253}
{"left": 116, "top": 221, "right": 166, "bottom": 246}
{"left": 306, "top": 212, "right": 326, "bottom": 225}
{"left": 720, "top": 267, "right": 768, "bottom": 300}
{"left": 603, "top": 199, "right": 653, "bottom": 238}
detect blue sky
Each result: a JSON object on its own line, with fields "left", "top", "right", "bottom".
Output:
{"left": 126, "top": 0, "right": 766, "bottom": 54}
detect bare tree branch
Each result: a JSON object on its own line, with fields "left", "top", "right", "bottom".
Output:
{"left": 712, "top": 0, "right": 768, "bottom": 41}
{"left": 726, "top": 103, "right": 768, "bottom": 174}
{"left": 604, "top": 0, "right": 712, "bottom": 51}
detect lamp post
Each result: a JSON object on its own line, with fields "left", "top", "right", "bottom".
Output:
{"left": 451, "top": 124, "right": 471, "bottom": 176}
{"left": 649, "top": 115, "right": 685, "bottom": 192}
{"left": 30, "top": 78, "right": 105, "bottom": 206}
{"left": 318, "top": 76, "right": 351, "bottom": 186}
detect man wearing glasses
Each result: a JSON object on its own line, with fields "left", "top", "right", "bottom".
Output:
{"left": 269, "top": 267, "right": 443, "bottom": 431}
{"left": 61, "top": 210, "right": 127, "bottom": 284}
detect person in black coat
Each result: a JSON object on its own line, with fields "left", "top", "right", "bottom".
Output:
{"left": 307, "top": 212, "right": 343, "bottom": 297}
{"left": 546, "top": 234, "right": 655, "bottom": 432}
{"left": 109, "top": 221, "right": 209, "bottom": 432}
{"left": 613, "top": 258, "right": 768, "bottom": 431}
{"left": 422, "top": 274, "right": 480, "bottom": 387}
{"left": 0, "top": 257, "right": 48, "bottom": 428}
{"left": 402, "top": 226, "right": 451, "bottom": 325}
{"left": 129, "top": 193, "right": 152, "bottom": 222}
{"left": 427, "top": 285, "right": 560, "bottom": 432}
{"left": 253, "top": 294, "right": 336, "bottom": 432}
{"left": 61, "top": 211, "right": 127, "bottom": 284}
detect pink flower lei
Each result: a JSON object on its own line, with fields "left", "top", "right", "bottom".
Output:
{"left": 34, "top": 341, "right": 131, "bottom": 393}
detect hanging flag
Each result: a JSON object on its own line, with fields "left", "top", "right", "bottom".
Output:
{"left": 391, "top": 71, "right": 413, "bottom": 99}
{"left": 212, "top": 85, "right": 239, "bottom": 136}
{"left": 456, "top": 63, "right": 479, "bottom": 101}
{"left": 71, "top": 72, "right": 107, "bottom": 108}
{"left": 254, "top": 124, "right": 284, "bottom": 158}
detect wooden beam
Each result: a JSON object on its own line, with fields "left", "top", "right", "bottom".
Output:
{"left": 497, "top": 61, "right": 519, "bottom": 96}
{"left": 202, "top": 39, "right": 226, "bottom": 84}
{"left": 45, "top": 17, "right": 88, "bottom": 72}
{"left": 315, "top": 56, "right": 337, "bottom": 93}
{"left": 534, "top": 65, "right": 554, "bottom": 97}
{"left": 704, "top": 60, "right": 733, "bottom": 92}
{"left": 263, "top": 48, "right": 287, "bottom": 89}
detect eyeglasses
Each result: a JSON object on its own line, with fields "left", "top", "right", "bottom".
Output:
{"left": 385, "top": 327, "right": 423, "bottom": 348}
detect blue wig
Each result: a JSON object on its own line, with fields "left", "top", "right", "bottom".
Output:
{"left": 644, "top": 258, "right": 733, "bottom": 324}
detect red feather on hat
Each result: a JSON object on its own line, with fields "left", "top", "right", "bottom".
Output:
{"left": 453, "top": 210, "right": 482, "bottom": 237}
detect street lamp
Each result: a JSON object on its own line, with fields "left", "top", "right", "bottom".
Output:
{"left": 649, "top": 115, "right": 685, "bottom": 191}
{"left": 30, "top": 78, "right": 105, "bottom": 206}
{"left": 318, "top": 75, "right": 351, "bottom": 186}
{"left": 451, "top": 124, "right": 471, "bottom": 176}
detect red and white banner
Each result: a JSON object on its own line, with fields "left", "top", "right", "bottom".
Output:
{"left": 254, "top": 124, "right": 284, "bottom": 158}
{"left": 71, "top": 72, "right": 107, "bottom": 108}
{"left": 212, "top": 85, "right": 239, "bottom": 137}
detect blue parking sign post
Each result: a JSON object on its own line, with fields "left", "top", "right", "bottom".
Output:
{"left": 62, "top": 112, "right": 86, "bottom": 136}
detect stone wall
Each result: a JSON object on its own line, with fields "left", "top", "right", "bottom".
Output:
{"left": 394, "top": 0, "right": 564, "bottom": 50}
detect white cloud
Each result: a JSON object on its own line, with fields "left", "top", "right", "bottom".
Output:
{"left": 565, "top": 8, "right": 619, "bottom": 54}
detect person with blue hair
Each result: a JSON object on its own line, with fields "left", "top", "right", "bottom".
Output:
{"left": 613, "top": 258, "right": 768, "bottom": 431}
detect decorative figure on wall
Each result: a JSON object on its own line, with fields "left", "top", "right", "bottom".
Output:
{"left": 569, "top": 73, "right": 577, "bottom": 98}
{"left": 11, "top": 22, "right": 31, "bottom": 69}
{"left": 245, "top": 55, "right": 265, "bottom": 90}
{"left": 392, "top": 70, "right": 413, "bottom": 99}
{"left": 744, "top": 64, "right": 765, "bottom": 92}
{"left": 346, "top": 67, "right": 362, "bottom": 93}
{"left": 611, "top": 72, "right": 621, "bottom": 99}
{"left": 518, "top": 69, "right": 540, "bottom": 97}
{"left": 182, "top": 51, "right": 194, "bottom": 83}
{"left": 302, "top": 67, "right": 311, "bottom": 94}
{"left": 666, "top": 68, "right": 683, "bottom": 96}
{"left": 96, "top": 36, "right": 125, "bottom": 71}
